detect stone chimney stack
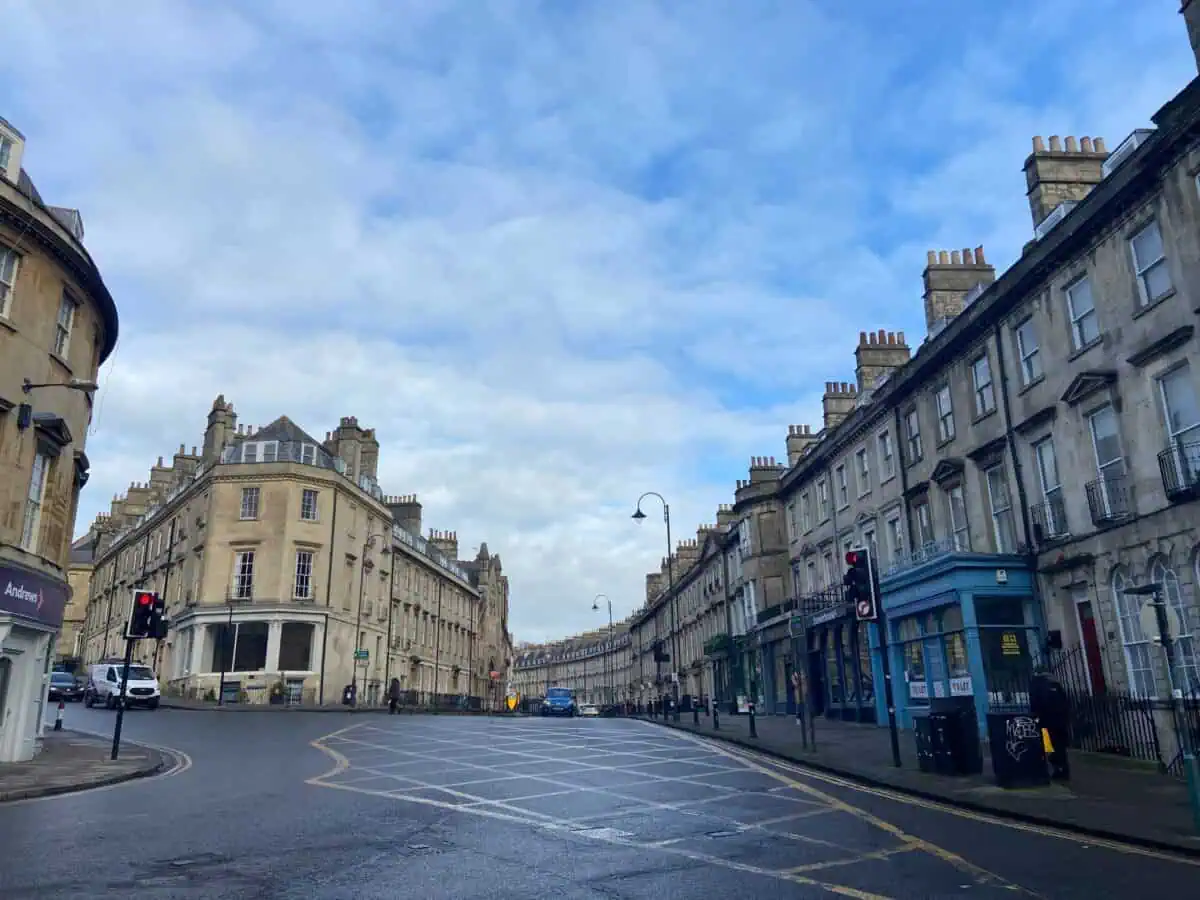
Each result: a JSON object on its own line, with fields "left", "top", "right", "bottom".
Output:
{"left": 821, "top": 382, "right": 857, "bottom": 430}
{"left": 428, "top": 528, "right": 459, "bottom": 560}
{"left": 922, "top": 247, "right": 995, "bottom": 333}
{"left": 202, "top": 395, "right": 234, "bottom": 465}
{"left": 384, "top": 494, "right": 422, "bottom": 536}
{"left": 325, "top": 416, "right": 376, "bottom": 483}
{"left": 715, "top": 503, "right": 737, "bottom": 529}
{"left": 360, "top": 427, "right": 380, "bottom": 481}
{"left": 645, "top": 572, "right": 664, "bottom": 603}
{"left": 748, "top": 456, "right": 785, "bottom": 484}
{"left": 785, "top": 425, "right": 817, "bottom": 466}
{"left": 854, "top": 330, "right": 911, "bottom": 392}
{"left": 1024, "top": 135, "right": 1109, "bottom": 230}
{"left": 1185, "top": 1, "right": 1200, "bottom": 72}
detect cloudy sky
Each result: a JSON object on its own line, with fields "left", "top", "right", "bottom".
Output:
{"left": 2, "top": 0, "right": 1195, "bottom": 643}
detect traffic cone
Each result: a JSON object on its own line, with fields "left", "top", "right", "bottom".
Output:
{"left": 54, "top": 699, "right": 64, "bottom": 731}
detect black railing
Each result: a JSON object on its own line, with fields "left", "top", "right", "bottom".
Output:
{"left": 756, "top": 585, "right": 845, "bottom": 625}
{"left": 1030, "top": 493, "right": 1069, "bottom": 543}
{"left": 1158, "top": 442, "right": 1200, "bottom": 499}
{"left": 1084, "top": 474, "right": 1134, "bottom": 526}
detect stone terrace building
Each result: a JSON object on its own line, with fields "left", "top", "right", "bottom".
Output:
{"left": 80, "top": 396, "right": 512, "bottom": 707}
{"left": 511, "top": 621, "right": 632, "bottom": 706}
{"left": 1, "top": 117, "right": 119, "bottom": 761}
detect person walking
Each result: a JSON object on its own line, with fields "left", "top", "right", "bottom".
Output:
{"left": 388, "top": 678, "right": 402, "bottom": 715}
{"left": 1030, "top": 665, "right": 1071, "bottom": 781}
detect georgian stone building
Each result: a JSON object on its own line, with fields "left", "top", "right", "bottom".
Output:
{"left": 512, "top": 621, "right": 632, "bottom": 706}
{"left": 0, "top": 117, "right": 118, "bottom": 761}
{"left": 627, "top": 4, "right": 1200, "bottom": 766}
{"left": 79, "top": 396, "right": 511, "bottom": 707}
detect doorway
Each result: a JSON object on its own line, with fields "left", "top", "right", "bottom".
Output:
{"left": 1075, "top": 597, "right": 1107, "bottom": 693}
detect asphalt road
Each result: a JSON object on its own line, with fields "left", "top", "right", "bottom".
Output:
{"left": 2, "top": 708, "right": 1197, "bottom": 899}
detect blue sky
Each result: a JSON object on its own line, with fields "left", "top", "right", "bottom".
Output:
{"left": 1, "top": 0, "right": 1195, "bottom": 642}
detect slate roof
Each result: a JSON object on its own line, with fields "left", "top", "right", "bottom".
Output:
{"left": 69, "top": 530, "right": 98, "bottom": 566}
{"left": 231, "top": 415, "right": 325, "bottom": 448}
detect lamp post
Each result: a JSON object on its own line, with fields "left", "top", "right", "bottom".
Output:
{"left": 353, "top": 531, "right": 380, "bottom": 707}
{"left": 593, "top": 593, "right": 613, "bottom": 707}
{"left": 632, "top": 491, "right": 679, "bottom": 721}
{"left": 217, "top": 594, "right": 235, "bottom": 706}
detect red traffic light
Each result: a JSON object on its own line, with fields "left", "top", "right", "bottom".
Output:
{"left": 136, "top": 592, "right": 154, "bottom": 606}
{"left": 845, "top": 550, "right": 861, "bottom": 566}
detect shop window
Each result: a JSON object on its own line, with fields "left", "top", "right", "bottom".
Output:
{"left": 898, "top": 618, "right": 928, "bottom": 706}
{"left": 856, "top": 621, "right": 875, "bottom": 703}
{"left": 840, "top": 627, "right": 857, "bottom": 702}
{"left": 825, "top": 631, "right": 842, "bottom": 704}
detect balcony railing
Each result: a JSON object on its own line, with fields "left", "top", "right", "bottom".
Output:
{"left": 1031, "top": 493, "right": 1069, "bottom": 544}
{"left": 1085, "top": 474, "right": 1135, "bottom": 526}
{"left": 755, "top": 585, "right": 845, "bottom": 626}
{"left": 883, "top": 537, "right": 959, "bottom": 576}
{"left": 1158, "top": 442, "right": 1200, "bottom": 500}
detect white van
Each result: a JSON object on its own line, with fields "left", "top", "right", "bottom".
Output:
{"left": 83, "top": 661, "right": 161, "bottom": 710}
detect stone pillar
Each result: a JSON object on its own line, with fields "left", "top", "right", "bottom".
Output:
{"left": 266, "top": 620, "right": 283, "bottom": 671}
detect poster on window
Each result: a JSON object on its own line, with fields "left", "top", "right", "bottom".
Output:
{"left": 909, "top": 681, "right": 929, "bottom": 699}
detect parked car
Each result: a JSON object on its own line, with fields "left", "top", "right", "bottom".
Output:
{"left": 48, "top": 671, "right": 84, "bottom": 702}
{"left": 579, "top": 704, "right": 600, "bottom": 717}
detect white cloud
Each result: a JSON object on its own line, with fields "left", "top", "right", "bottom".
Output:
{"left": 2, "top": 0, "right": 1196, "bottom": 642}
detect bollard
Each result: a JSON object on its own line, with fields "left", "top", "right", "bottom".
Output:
{"left": 713, "top": 703, "right": 720, "bottom": 730}
{"left": 693, "top": 704, "right": 700, "bottom": 726}
{"left": 748, "top": 702, "right": 758, "bottom": 739}
{"left": 54, "top": 699, "right": 64, "bottom": 732}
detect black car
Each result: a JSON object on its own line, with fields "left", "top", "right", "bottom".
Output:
{"left": 48, "top": 671, "right": 84, "bottom": 702}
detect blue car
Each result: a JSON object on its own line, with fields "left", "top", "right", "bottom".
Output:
{"left": 541, "top": 687, "right": 577, "bottom": 717}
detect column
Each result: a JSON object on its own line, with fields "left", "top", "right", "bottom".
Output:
{"left": 189, "top": 625, "right": 206, "bottom": 675}
{"left": 266, "top": 620, "right": 283, "bottom": 672}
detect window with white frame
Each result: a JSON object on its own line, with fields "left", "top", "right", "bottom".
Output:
{"left": 984, "top": 464, "right": 1017, "bottom": 553}
{"left": 822, "top": 552, "right": 835, "bottom": 588}
{"left": 805, "top": 560, "right": 817, "bottom": 594}
{"left": 800, "top": 492, "right": 812, "bottom": 532}
{"left": 300, "top": 488, "right": 319, "bottom": 521}
{"left": 913, "top": 500, "right": 934, "bottom": 546}
{"left": 53, "top": 291, "right": 76, "bottom": 358}
{"left": 0, "top": 244, "right": 18, "bottom": 318}
{"left": 878, "top": 430, "right": 895, "bottom": 479}
{"left": 300, "top": 443, "right": 318, "bottom": 466}
{"left": 786, "top": 501, "right": 797, "bottom": 542}
{"left": 294, "top": 550, "right": 315, "bottom": 599}
{"left": 971, "top": 354, "right": 996, "bottom": 415}
{"left": 1130, "top": 220, "right": 1172, "bottom": 306}
{"left": 233, "top": 550, "right": 255, "bottom": 600}
{"left": 1033, "top": 438, "right": 1065, "bottom": 536}
{"left": 903, "top": 408, "right": 922, "bottom": 462}
{"left": 862, "top": 528, "right": 878, "bottom": 562}
{"left": 738, "top": 519, "right": 752, "bottom": 557}
{"left": 947, "top": 484, "right": 969, "bottom": 550}
{"left": 20, "top": 451, "right": 51, "bottom": 552}
{"left": 261, "top": 441, "right": 278, "bottom": 463}
{"left": 1152, "top": 560, "right": 1199, "bottom": 696}
{"left": 1065, "top": 276, "right": 1100, "bottom": 349}
{"left": 1089, "top": 404, "right": 1127, "bottom": 517}
{"left": 855, "top": 447, "right": 870, "bottom": 496}
{"left": 1111, "top": 568, "right": 1156, "bottom": 698}
{"left": 240, "top": 486, "right": 260, "bottom": 520}
{"left": 0, "top": 136, "right": 11, "bottom": 173}
{"left": 835, "top": 464, "right": 849, "bottom": 509}
{"left": 935, "top": 385, "right": 954, "bottom": 442}
{"left": 886, "top": 515, "right": 904, "bottom": 563}
{"left": 1014, "top": 318, "right": 1042, "bottom": 385}
{"left": 1158, "top": 366, "right": 1200, "bottom": 486}
{"left": 817, "top": 479, "right": 830, "bottom": 521}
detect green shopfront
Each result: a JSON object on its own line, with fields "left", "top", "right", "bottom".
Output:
{"left": 875, "top": 546, "right": 1042, "bottom": 737}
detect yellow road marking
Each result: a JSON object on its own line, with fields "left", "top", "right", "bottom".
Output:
{"left": 695, "top": 732, "right": 1200, "bottom": 869}
{"left": 655, "top": 725, "right": 1041, "bottom": 897}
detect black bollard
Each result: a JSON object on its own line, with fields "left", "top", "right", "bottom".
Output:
{"left": 748, "top": 702, "right": 758, "bottom": 739}
{"left": 713, "top": 703, "right": 720, "bottom": 730}
{"left": 693, "top": 704, "right": 700, "bottom": 726}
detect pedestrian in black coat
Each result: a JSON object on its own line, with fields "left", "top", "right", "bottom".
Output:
{"left": 1030, "top": 667, "right": 1071, "bottom": 781}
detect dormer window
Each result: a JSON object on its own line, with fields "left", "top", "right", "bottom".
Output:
{"left": 300, "top": 443, "right": 317, "bottom": 466}
{"left": 0, "top": 136, "right": 11, "bottom": 172}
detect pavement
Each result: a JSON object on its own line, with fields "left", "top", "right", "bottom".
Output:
{"left": 0, "top": 727, "right": 167, "bottom": 803}
{"left": 639, "top": 708, "right": 1200, "bottom": 855}
{"left": 0, "top": 706, "right": 1197, "bottom": 898}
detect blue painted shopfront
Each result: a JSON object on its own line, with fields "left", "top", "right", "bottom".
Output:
{"left": 872, "top": 550, "right": 1043, "bottom": 738}
{"left": 804, "top": 603, "right": 878, "bottom": 723}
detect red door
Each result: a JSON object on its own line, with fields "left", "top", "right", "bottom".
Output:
{"left": 1078, "top": 600, "right": 1107, "bottom": 693}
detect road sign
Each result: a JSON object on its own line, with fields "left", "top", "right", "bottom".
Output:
{"left": 354, "top": 649, "right": 369, "bottom": 660}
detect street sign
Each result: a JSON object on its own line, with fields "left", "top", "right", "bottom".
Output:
{"left": 354, "top": 649, "right": 369, "bottom": 660}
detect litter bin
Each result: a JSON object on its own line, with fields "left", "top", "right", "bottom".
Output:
{"left": 986, "top": 712, "right": 1050, "bottom": 789}
{"left": 929, "top": 706, "right": 984, "bottom": 776}
{"left": 913, "top": 714, "right": 935, "bottom": 773}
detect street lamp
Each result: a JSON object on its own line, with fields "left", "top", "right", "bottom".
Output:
{"left": 17, "top": 376, "right": 99, "bottom": 430}
{"left": 593, "top": 593, "right": 613, "bottom": 707}
{"left": 632, "top": 491, "right": 679, "bottom": 721}
{"left": 217, "top": 594, "right": 235, "bottom": 706}
{"left": 353, "top": 531, "right": 380, "bottom": 707}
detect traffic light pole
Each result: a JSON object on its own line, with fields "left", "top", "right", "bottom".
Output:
{"left": 849, "top": 549, "right": 902, "bottom": 769}
{"left": 110, "top": 635, "right": 136, "bottom": 761}
{"left": 875, "top": 610, "right": 902, "bottom": 769}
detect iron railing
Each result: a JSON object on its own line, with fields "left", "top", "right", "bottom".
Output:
{"left": 1158, "top": 442, "right": 1200, "bottom": 499}
{"left": 1084, "top": 474, "right": 1135, "bottom": 526}
{"left": 756, "top": 585, "right": 845, "bottom": 625}
{"left": 1030, "top": 493, "right": 1069, "bottom": 543}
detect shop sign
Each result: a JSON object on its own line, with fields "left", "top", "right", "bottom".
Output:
{"left": 810, "top": 604, "right": 848, "bottom": 628}
{"left": 908, "top": 681, "right": 929, "bottom": 699}
{"left": 0, "top": 563, "right": 69, "bottom": 629}
{"left": 1000, "top": 632, "right": 1022, "bottom": 656}
{"left": 949, "top": 676, "right": 974, "bottom": 697}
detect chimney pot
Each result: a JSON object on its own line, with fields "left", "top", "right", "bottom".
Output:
{"left": 951, "top": 250, "right": 962, "bottom": 265}
{"left": 1032, "top": 135, "right": 1046, "bottom": 152}
{"left": 938, "top": 250, "right": 950, "bottom": 264}
{"left": 897, "top": 331, "right": 906, "bottom": 344}
{"left": 1080, "top": 136, "right": 1093, "bottom": 153}
{"left": 1066, "top": 136, "right": 1078, "bottom": 152}
{"left": 975, "top": 245, "right": 986, "bottom": 264}
{"left": 962, "top": 247, "right": 973, "bottom": 264}
{"left": 1049, "top": 135, "right": 1062, "bottom": 151}
{"left": 1095, "top": 137, "right": 1107, "bottom": 153}
{"left": 926, "top": 250, "right": 936, "bottom": 265}
{"left": 859, "top": 330, "right": 868, "bottom": 345}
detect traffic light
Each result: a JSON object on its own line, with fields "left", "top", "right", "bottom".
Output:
{"left": 127, "top": 590, "right": 158, "bottom": 639}
{"left": 150, "top": 593, "right": 168, "bottom": 640}
{"left": 844, "top": 548, "right": 879, "bottom": 621}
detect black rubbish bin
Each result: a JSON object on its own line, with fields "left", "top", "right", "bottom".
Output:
{"left": 913, "top": 715, "right": 935, "bottom": 773}
{"left": 986, "top": 712, "right": 1050, "bottom": 789}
